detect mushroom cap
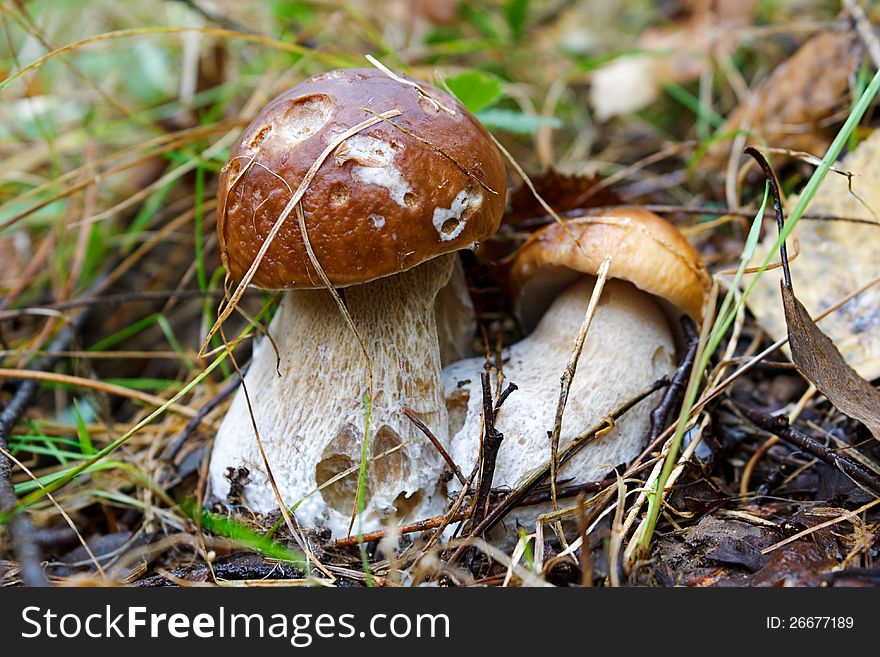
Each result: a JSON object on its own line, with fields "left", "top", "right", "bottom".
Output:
{"left": 218, "top": 68, "right": 507, "bottom": 289}
{"left": 510, "top": 207, "right": 710, "bottom": 329}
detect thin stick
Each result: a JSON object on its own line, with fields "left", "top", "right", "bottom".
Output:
{"left": 402, "top": 407, "right": 465, "bottom": 486}
{"left": 739, "top": 406, "right": 880, "bottom": 495}
{"left": 333, "top": 508, "right": 471, "bottom": 548}
{"left": 575, "top": 492, "right": 592, "bottom": 587}
{"left": 0, "top": 370, "right": 199, "bottom": 418}
{"left": 366, "top": 55, "right": 455, "bottom": 115}
{"left": 761, "top": 497, "right": 880, "bottom": 555}
{"left": 649, "top": 318, "right": 698, "bottom": 446}
{"left": 549, "top": 257, "right": 611, "bottom": 520}
{"left": 161, "top": 371, "right": 244, "bottom": 463}
{"left": 745, "top": 147, "right": 791, "bottom": 287}
{"left": 446, "top": 380, "right": 666, "bottom": 567}
{"left": 470, "top": 372, "right": 506, "bottom": 530}
{"left": 0, "top": 447, "right": 105, "bottom": 578}
{"left": 607, "top": 473, "right": 627, "bottom": 587}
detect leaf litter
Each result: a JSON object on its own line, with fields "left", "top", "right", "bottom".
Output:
{"left": 2, "top": 0, "right": 880, "bottom": 588}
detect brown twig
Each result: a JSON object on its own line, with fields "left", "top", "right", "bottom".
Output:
{"left": 549, "top": 256, "right": 610, "bottom": 529}
{"left": 0, "top": 325, "right": 83, "bottom": 587}
{"left": 744, "top": 146, "right": 791, "bottom": 287}
{"left": 470, "top": 371, "right": 508, "bottom": 530}
{"left": 648, "top": 317, "right": 699, "bottom": 446}
{"left": 493, "top": 382, "right": 518, "bottom": 415}
{"left": 446, "top": 379, "right": 667, "bottom": 567}
{"left": 576, "top": 492, "right": 592, "bottom": 587}
{"left": 333, "top": 508, "right": 471, "bottom": 549}
{"left": 518, "top": 478, "right": 613, "bottom": 506}
{"left": 738, "top": 405, "right": 880, "bottom": 496}
{"left": 402, "top": 406, "right": 465, "bottom": 486}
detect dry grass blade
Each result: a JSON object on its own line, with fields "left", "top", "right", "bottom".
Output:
{"left": 548, "top": 256, "right": 611, "bottom": 530}
{"left": 294, "top": 202, "right": 374, "bottom": 537}
{"left": 0, "top": 25, "right": 350, "bottom": 92}
{"left": 761, "top": 497, "right": 880, "bottom": 555}
{"left": 607, "top": 472, "right": 627, "bottom": 587}
{"left": 0, "top": 447, "right": 106, "bottom": 578}
{"left": 365, "top": 54, "right": 455, "bottom": 115}
{"left": 0, "top": 369, "right": 200, "bottom": 418}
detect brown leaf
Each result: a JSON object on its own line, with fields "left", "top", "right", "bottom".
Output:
{"left": 704, "top": 29, "right": 863, "bottom": 171}
{"left": 782, "top": 283, "right": 880, "bottom": 440}
{"left": 745, "top": 129, "right": 880, "bottom": 380}
{"left": 504, "top": 169, "right": 620, "bottom": 229}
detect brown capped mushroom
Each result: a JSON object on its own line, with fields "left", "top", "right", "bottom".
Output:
{"left": 209, "top": 68, "right": 506, "bottom": 536}
{"left": 444, "top": 208, "right": 709, "bottom": 533}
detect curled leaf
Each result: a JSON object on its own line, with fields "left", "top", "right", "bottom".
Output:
{"left": 782, "top": 283, "right": 880, "bottom": 440}
{"left": 705, "top": 29, "right": 863, "bottom": 170}
{"left": 746, "top": 129, "right": 880, "bottom": 379}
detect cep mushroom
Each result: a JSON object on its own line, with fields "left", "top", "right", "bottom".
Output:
{"left": 209, "top": 68, "right": 506, "bottom": 536}
{"left": 445, "top": 208, "right": 709, "bottom": 529}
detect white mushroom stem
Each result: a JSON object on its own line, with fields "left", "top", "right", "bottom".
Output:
{"left": 444, "top": 276, "right": 676, "bottom": 534}
{"left": 435, "top": 256, "right": 477, "bottom": 365}
{"left": 209, "top": 253, "right": 456, "bottom": 537}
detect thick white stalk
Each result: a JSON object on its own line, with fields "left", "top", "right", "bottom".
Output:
{"left": 209, "top": 254, "right": 455, "bottom": 537}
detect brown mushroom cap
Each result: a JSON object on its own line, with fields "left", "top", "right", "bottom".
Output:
{"left": 217, "top": 68, "right": 507, "bottom": 289}
{"left": 510, "top": 207, "right": 710, "bottom": 329}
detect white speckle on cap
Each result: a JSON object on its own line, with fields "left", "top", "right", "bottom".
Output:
{"left": 432, "top": 188, "right": 483, "bottom": 242}
{"left": 249, "top": 95, "right": 333, "bottom": 154}
{"left": 369, "top": 214, "right": 385, "bottom": 228}
{"left": 333, "top": 134, "right": 413, "bottom": 208}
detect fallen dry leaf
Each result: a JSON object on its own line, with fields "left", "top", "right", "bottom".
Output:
{"left": 705, "top": 29, "right": 863, "bottom": 171}
{"left": 782, "top": 283, "right": 880, "bottom": 440}
{"left": 746, "top": 129, "right": 880, "bottom": 379}
{"left": 504, "top": 168, "right": 620, "bottom": 228}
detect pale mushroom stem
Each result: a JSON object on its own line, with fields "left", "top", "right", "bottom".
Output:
{"left": 446, "top": 276, "right": 676, "bottom": 510}
{"left": 209, "top": 253, "right": 456, "bottom": 537}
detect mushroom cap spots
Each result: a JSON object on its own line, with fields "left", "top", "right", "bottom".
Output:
{"left": 432, "top": 186, "right": 483, "bottom": 242}
{"left": 218, "top": 67, "right": 507, "bottom": 290}
{"left": 242, "top": 94, "right": 334, "bottom": 157}
{"left": 511, "top": 207, "right": 711, "bottom": 329}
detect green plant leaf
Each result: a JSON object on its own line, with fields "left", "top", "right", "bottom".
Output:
{"left": 444, "top": 70, "right": 505, "bottom": 113}
{"left": 477, "top": 108, "right": 562, "bottom": 133}
{"left": 186, "top": 502, "right": 306, "bottom": 566}
{"left": 505, "top": 0, "right": 529, "bottom": 42}
{"left": 73, "top": 400, "right": 96, "bottom": 456}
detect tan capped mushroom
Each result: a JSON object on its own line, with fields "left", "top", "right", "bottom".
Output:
{"left": 444, "top": 207, "right": 709, "bottom": 532}
{"left": 209, "top": 68, "right": 506, "bottom": 536}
